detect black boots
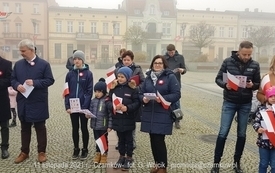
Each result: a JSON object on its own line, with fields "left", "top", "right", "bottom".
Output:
{"left": 72, "top": 148, "right": 80, "bottom": 160}
{"left": 1, "top": 149, "right": 9, "bottom": 159}
{"left": 210, "top": 163, "right": 219, "bottom": 173}
{"left": 9, "top": 120, "right": 16, "bottom": 127}
{"left": 79, "top": 148, "right": 88, "bottom": 160}
{"left": 233, "top": 162, "right": 243, "bottom": 173}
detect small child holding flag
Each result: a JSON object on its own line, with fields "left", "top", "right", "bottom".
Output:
{"left": 86, "top": 78, "right": 112, "bottom": 164}
{"left": 253, "top": 86, "right": 275, "bottom": 173}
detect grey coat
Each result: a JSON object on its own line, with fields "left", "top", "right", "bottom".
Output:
{"left": 89, "top": 96, "right": 112, "bottom": 130}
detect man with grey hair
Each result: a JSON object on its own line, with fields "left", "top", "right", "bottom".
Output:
{"left": 11, "top": 39, "right": 55, "bottom": 163}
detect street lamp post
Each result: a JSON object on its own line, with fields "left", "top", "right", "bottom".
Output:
{"left": 31, "top": 19, "right": 36, "bottom": 46}
{"left": 181, "top": 23, "right": 187, "bottom": 55}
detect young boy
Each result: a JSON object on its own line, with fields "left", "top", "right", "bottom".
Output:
{"left": 253, "top": 86, "right": 275, "bottom": 173}
{"left": 106, "top": 67, "right": 140, "bottom": 170}
{"left": 86, "top": 78, "right": 112, "bottom": 164}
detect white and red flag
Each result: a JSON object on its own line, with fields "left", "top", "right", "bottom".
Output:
{"left": 227, "top": 71, "right": 240, "bottom": 91}
{"left": 106, "top": 65, "right": 116, "bottom": 77}
{"left": 260, "top": 110, "right": 275, "bottom": 146}
{"left": 261, "top": 74, "right": 271, "bottom": 94}
{"left": 112, "top": 93, "right": 123, "bottom": 114}
{"left": 157, "top": 91, "right": 171, "bottom": 110}
{"left": 95, "top": 134, "right": 108, "bottom": 154}
{"left": 105, "top": 73, "right": 116, "bottom": 89}
{"left": 63, "top": 82, "right": 69, "bottom": 97}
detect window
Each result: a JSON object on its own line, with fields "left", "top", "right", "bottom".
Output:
{"left": 228, "top": 27, "right": 233, "bottom": 38}
{"left": 56, "top": 21, "right": 62, "bottom": 32}
{"left": 219, "top": 27, "right": 224, "bottom": 37}
{"left": 3, "top": 3, "right": 9, "bottom": 12}
{"left": 103, "top": 23, "right": 108, "bottom": 34}
{"left": 113, "top": 23, "right": 120, "bottom": 35}
{"left": 34, "top": 23, "right": 39, "bottom": 34}
{"left": 4, "top": 23, "right": 9, "bottom": 33}
{"left": 67, "top": 44, "right": 74, "bottom": 58}
{"left": 91, "top": 22, "right": 96, "bottom": 33}
{"left": 55, "top": 43, "right": 61, "bottom": 59}
{"left": 162, "top": 23, "right": 171, "bottom": 35}
{"left": 15, "top": 23, "right": 21, "bottom": 33}
{"left": 134, "top": 9, "right": 140, "bottom": 15}
{"left": 67, "top": 21, "right": 73, "bottom": 33}
{"left": 163, "top": 11, "right": 169, "bottom": 16}
{"left": 33, "top": 4, "right": 39, "bottom": 14}
{"left": 78, "top": 22, "right": 84, "bottom": 33}
{"left": 15, "top": 3, "right": 21, "bottom": 13}
{"left": 133, "top": 22, "right": 142, "bottom": 27}
{"left": 242, "top": 27, "right": 247, "bottom": 38}
{"left": 150, "top": 5, "right": 155, "bottom": 15}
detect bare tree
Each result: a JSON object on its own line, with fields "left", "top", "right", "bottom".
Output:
{"left": 189, "top": 22, "right": 215, "bottom": 53}
{"left": 247, "top": 26, "right": 275, "bottom": 58}
{"left": 123, "top": 25, "right": 147, "bottom": 51}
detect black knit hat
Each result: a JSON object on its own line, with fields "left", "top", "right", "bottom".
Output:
{"left": 94, "top": 78, "right": 107, "bottom": 94}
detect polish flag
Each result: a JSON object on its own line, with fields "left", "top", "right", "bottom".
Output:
{"left": 95, "top": 134, "right": 108, "bottom": 155}
{"left": 105, "top": 73, "right": 116, "bottom": 89}
{"left": 157, "top": 91, "right": 171, "bottom": 110}
{"left": 63, "top": 82, "right": 69, "bottom": 97}
{"left": 112, "top": 93, "right": 123, "bottom": 114}
{"left": 260, "top": 110, "right": 275, "bottom": 146}
{"left": 106, "top": 66, "right": 116, "bottom": 77}
{"left": 261, "top": 74, "right": 271, "bottom": 94}
{"left": 227, "top": 71, "right": 240, "bottom": 91}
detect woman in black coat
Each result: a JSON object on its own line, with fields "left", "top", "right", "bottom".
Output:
{"left": 0, "top": 56, "right": 12, "bottom": 159}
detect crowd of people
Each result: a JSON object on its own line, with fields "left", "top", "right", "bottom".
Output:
{"left": 2, "top": 39, "right": 275, "bottom": 173}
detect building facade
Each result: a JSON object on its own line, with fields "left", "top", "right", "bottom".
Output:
{"left": 48, "top": 6, "right": 127, "bottom": 64}
{"left": 0, "top": 0, "right": 54, "bottom": 61}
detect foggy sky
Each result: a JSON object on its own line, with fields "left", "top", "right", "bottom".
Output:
{"left": 55, "top": 0, "right": 275, "bottom": 13}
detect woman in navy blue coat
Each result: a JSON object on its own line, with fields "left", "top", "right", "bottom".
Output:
{"left": 140, "top": 55, "right": 181, "bottom": 173}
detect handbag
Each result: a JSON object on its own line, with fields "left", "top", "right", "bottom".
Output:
{"left": 171, "top": 108, "right": 183, "bottom": 121}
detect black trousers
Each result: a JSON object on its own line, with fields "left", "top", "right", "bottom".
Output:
{"left": 117, "top": 130, "right": 133, "bottom": 157}
{"left": 11, "top": 108, "right": 17, "bottom": 120}
{"left": 70, "top": 113, "right": 89, "bottom": 149}
{"left": 93, "top": 130, "right": 108, "bottom": 154}
{"left": 150, "top": 133, "right": 167, "bottom": 168}
{"left": 0, "top": 120, "right": 9, "bottom": 150}
{"left": 21, "top": 120, "right": 47, "bottom": 154}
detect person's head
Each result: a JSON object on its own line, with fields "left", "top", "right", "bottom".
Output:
{"left": 237, "top": 41, "right": 253, "bottom": 63}
{"left": 149, "top": 55, "right": 169, "bottom": 72}
{"left": 122, "top": 50, "right": 134, "bottom": 67}
{"left": 266, "top": 86, "right": 275, "bottom": 104}
{"left": 167, "top": 44, "right": 176, "bottom": 57}
{"left": 94, "top": 78, "right": 107, "bottom": 98}
{"left": 269, "top": 55, "right": 275, "bottom": 72}
{"left": 73, "top": 50, "right": 85, "bottom": 68}
{"left": 119, "top": 48, "right": 127, "bottom": 57}
{"left": 117, "top": 66, "right": 132, "bottom": 85}
{"left": 18, "top": 39, "right": 35, "bottom": 60}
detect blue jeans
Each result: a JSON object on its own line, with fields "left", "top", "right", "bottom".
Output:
{"left": 174, "top": 100, "right": 181, "bottom": 123}
{"left": 259, "top": 147, "right": 275, "bottom": 173}
{"left": 218, "top": 100, "right": 251, "bottom": 138}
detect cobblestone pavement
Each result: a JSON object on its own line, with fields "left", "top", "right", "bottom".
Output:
{"left": 1, "top": 66, "right": 262, "bottom": 173}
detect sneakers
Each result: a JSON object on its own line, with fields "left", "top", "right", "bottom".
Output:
{"left": 9, "top": 120, "right": 16, "bottom": 127}
{"left": 233, "top": 162, "right": 243, "bottom": 173}
{"left": 113, "top": 156, "right": 125, "bottom": 169}
{"left": 210, "top": 163, "right": 220, "bottom": 173}
{"left": 93, "top": 152, "right": 101, "bottom": 164}
{"left": 99, "top": 154, "right": 107, "bottom": 164}
{"left": 72, "top": 148, "right": 80, "bottom": 160}
{"left": 79, "top": 149, "right": 88, "bottom": 161}
{"left": 14, "top": 152, "right": 29, "bottom": 164}
{"left": 122, "top": 157, "right": 133, "bottom": 171}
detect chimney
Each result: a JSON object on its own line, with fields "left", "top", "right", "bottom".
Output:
{"left": 254, "top": 8, "right": 258, "bottom": 12}
{"left": 245, "top": 8, "right": 249, "bottom": 12}
{"left": 206, "top": 8, "right": 210, "bottom": 11}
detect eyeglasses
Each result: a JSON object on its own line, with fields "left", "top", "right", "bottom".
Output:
{"left": 153, "top": 62, "right": 163, "bottom": 65}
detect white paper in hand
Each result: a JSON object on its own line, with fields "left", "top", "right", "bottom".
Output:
{"left": 80, "top": 109, "right": 97, "bottom": 118}
{"left": 21, "top": 82, "right": 34, "bottom": 98}
{"left": 69, "top": 98, "right": 81, "bottom": 113}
